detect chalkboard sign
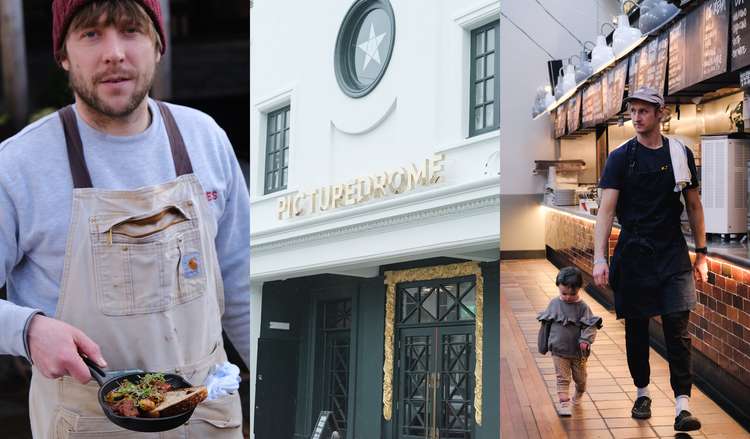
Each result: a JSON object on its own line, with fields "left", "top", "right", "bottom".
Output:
{"left": 566, "top": 90, "right": 582, "bottom": 133}
{"left": 594, "top": 70, "right": 614, "bottom": 124}
{"left": 740, "top": 67, "right": 750, "bottom": 87}
{"left": 731, "top": 0, "right": 750, "bottom": 70}
{"left": 668, "top": 18, "right": 687, "bottom": 93}
{"left": 703, "top": 0, "right": 729, "bottom": 77}
{"left": 605, "top": 60, "right": 629, "bottom": 119}
{"left": 630, "top": 33, "right": 669, "bottom": 93}
{"left": 582, "top": 81, "right": 604, "bottom": 128}
{"left": 553, "top": 106, "right": 567, "bottom": 138}
{"left": 668, "top": 0, "right": 729, "bottom": 93}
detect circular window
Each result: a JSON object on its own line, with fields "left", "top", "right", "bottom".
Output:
{"left": 334, "top": 0, "right": 395, "bottom": 98}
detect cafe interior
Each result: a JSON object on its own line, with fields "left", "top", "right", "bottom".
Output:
{"left": 531, "top": 0, "right": 750, "bottom": 428}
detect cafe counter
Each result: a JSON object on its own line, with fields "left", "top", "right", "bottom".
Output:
{"left": 544, "top": 204, "right": 750, "bottom": 428}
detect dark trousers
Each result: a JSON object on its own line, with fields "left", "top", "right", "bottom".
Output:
{"left": 625, "top": 311, "right": 692, "bottom": 397}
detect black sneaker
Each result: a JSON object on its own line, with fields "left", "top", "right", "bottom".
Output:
{"left": 631, "top": 396, "right": 652, "bottom": 419}
{"left": 674, "top": 410, "right": 701, "bottom": 432}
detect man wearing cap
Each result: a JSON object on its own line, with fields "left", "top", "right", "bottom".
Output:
{"left": 0, "top": 1, "right": 248, "bottom": 437}
{"left": 593, "top": 87, "right": 707, "bottom": 432}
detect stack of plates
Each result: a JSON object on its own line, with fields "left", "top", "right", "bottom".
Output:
{"left": 553, "top": 189, "right": 577, "bottom": 206}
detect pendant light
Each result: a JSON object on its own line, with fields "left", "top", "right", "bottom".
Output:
{"left": 554, "top": 66, "right": 565, "bottom": 98}
{"left": 639, "top": 0, "right": 679, "bottom": 34}
{"left": 562, "top": 59, "right": 576, "bottom": 92}
{"left": 612, "top": 6, "right": 642, "bottom": 55}
{"left": 574, "top": 41, "right": 595, "bottom": 83}
{"left": 591, "top": 23, "right": 615, "bottom": 71}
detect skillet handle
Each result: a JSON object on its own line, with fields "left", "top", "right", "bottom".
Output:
{"left": 81, "top": 355, "right": 107, "bottom": 387}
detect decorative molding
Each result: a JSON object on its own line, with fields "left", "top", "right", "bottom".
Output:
{"left": 330, "top": 97, "right": 398, "bottom": 135}
{"left": 381, "top": 262, "right": 485, "bottom": 425}
{"left": 251, "top": 193, "right": 499, "bottom": 252}
{"left": 254, "top": 84, "right": 296, "bottom": 112}
{"left": 453, "top": 0, "right": 500, "bottom": 29}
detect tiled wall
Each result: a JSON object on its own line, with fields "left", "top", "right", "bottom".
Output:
{"left": 544, "top": 209, "right": 620, "bottom": 276}
{"left": 545, "top": 208, "right": 750, "bottom": 384}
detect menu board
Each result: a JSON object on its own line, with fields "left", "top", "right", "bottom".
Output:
{"left": 581, "top": 80, "right": 604, "bottom": 128}
{"left": 731, "top": 0, "right": 750, "bottom": 70}
{"left": 740, "top": 67, "right": 750, "bottom": 88}
{"left": 566, "top": 91, "right": 582, "bottom": 133}
{"left": 553, "top": 106, "right": 567, "bottom": 138}
{"left": 630, "top": 33, "right": 669, "bottom": 93}
{"left": 605, "top": 60, "right": 628, "bottom": 119}
{"left": 668, "top": 0, "right": 729, "bottom": 94}
{"left": 668, "top": 18, "right": 687, "bottom": 93}
{"left": 601, "top": 70, "right": 610, "bottom": 122}
{"left": 703, "top": 0, "right": 729, "bottom": 77}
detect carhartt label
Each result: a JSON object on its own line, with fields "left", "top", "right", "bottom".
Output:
{"left": 182, "top": 252, "right": 202, "bottom": 278}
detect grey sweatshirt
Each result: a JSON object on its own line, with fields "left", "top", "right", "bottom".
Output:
{"left": 0, "top": 99, "right": 250, "bottom": 366}
{"left": 537, "top": 296, "right": 602, "bottom": 359}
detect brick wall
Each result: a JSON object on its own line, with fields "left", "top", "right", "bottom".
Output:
{"left": 545, "top": 208, "right": 750, "bottom": 384}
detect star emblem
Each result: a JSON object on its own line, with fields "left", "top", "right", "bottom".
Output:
{"left": 357, "top": 23, "right": 386, "bottom": 71}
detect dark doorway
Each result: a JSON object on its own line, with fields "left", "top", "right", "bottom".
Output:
{"left": 254, "top": 338, "right": 299, "bottom": 439}
{"left": 318, "top": 299, "right": 353, "bottom": 436}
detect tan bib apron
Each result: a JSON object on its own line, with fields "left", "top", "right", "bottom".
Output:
{"left": 28, "top": 102, "right": 243, "bottom": 438}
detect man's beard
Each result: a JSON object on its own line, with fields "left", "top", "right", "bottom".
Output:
{"left": 68, "top": 66, "right": 154, "bottom": 119}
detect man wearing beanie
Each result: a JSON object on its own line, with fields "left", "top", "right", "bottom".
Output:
{"left": 0, "top": 1, "right": 248, "bottom": 437}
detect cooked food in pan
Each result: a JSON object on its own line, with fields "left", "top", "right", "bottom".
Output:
{"left": 104, "top": 373, "right": 207, "bottom": 418}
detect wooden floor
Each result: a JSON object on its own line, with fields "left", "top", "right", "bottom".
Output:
{"left": 500, "top": 259, "right": 750, "bottom": 439}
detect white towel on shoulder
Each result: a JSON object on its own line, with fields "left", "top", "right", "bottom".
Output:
{"left": 668, "top": 137, "right": 692, "bottom": 192}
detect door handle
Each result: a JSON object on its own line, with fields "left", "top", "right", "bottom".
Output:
{"left": 432, "top": 372, "right": 439, "bottom": 439}
{"left": 424, "top": 372, "right": 431, "bottom": 439}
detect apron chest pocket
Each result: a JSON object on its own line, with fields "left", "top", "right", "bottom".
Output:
{"left": 90, "top": 203, "right": 207, "bottom": 316}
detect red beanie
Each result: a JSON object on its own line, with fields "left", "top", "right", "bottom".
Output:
{"left": 52, "top": 0, "right": 166, "bottom": 62}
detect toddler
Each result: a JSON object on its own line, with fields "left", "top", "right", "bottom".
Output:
{"left": 538, "top": 266, "right": 603, "bottom": 416}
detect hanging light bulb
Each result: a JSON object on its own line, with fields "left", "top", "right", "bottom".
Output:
{"left": 612, "top": 11, "right": 642, "bottom": 55}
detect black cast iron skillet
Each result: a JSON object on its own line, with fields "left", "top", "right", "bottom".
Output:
{"left": 81, "top": 356, "right": 197, "bottom": 432}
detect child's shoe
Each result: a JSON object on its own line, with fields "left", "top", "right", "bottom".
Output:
{"left": 572, "top": 389, "right": 585, "bottom": 404}
{"left": 557, "top": 399, "right": 572, "bottom": 416}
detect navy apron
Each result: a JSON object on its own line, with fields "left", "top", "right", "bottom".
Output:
{"left": 608, "top": 137, "right": 694, "bottom": 319}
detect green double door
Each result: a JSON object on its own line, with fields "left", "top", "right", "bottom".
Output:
{"left": 393, "top": 276, "right": 478, "bottom": 439}
{"left": 396, "top": 324, "right": 475, "bottom": 439}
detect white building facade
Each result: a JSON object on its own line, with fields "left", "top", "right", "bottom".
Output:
{"left": 250, "top": 1, "right": 500, "bottom": 437}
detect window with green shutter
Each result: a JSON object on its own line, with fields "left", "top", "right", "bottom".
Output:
{"left": 469, "top": 21, "right": 499, "bottom": 137}
{"left": 264, "top": 106, "right": 290, "bottom": 194}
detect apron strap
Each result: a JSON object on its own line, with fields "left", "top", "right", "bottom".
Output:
{"left": 626, "top": 137, "right": 637, "bottom": 177}
{"left": 58, "top": 102, "right": 194, "bottom": 189}
{"left": 156, "top": 101, "right": 194, "bottom": 177}
{"left": 59, "top": 105, "right": 94, "bottom": 189}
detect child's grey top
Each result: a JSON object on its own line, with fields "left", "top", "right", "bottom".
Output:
{"left": 537, "top": 296, "right": 602, "bottom": 359}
